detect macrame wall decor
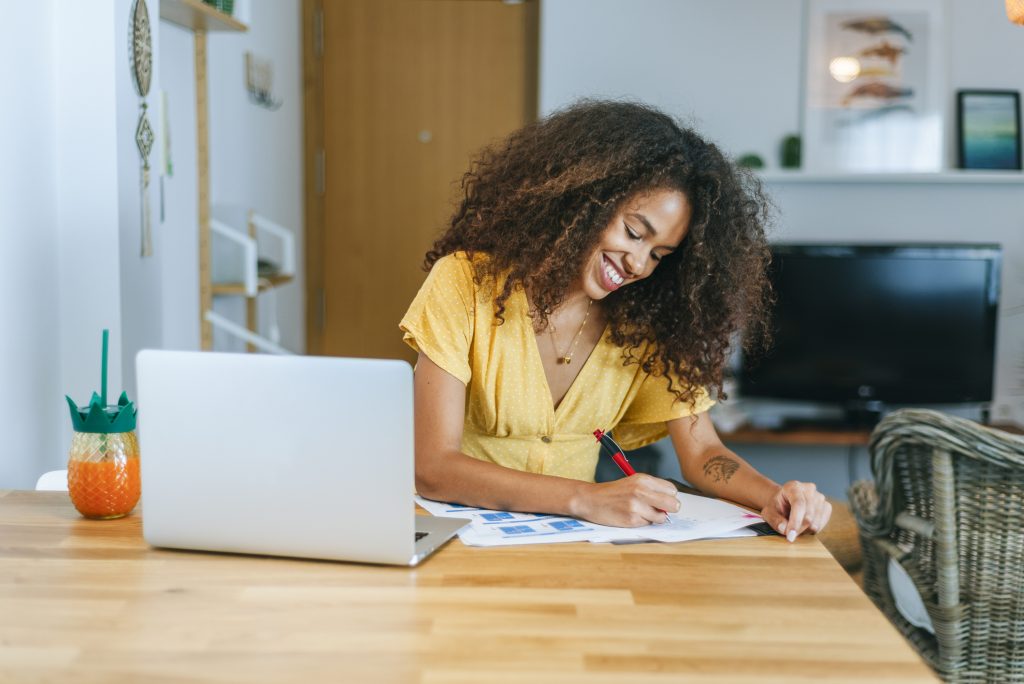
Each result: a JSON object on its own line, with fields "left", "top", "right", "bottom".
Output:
{"left": 129, "top": 0, "right": 154, "bottom": 257}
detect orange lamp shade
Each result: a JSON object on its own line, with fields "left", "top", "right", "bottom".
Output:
{"left": 1009, "top": 0, "right": 1024, "bottom": 25}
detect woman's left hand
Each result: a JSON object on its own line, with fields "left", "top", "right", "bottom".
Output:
{"left": 760, "top": 481, "right": 831, "bottom": 543}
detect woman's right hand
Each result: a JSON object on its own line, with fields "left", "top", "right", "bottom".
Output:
{"left": 569, "top": 474, "right": 681, "bottom": 527}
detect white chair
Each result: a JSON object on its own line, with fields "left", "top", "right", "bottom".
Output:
{"left": 35, "top": 470, "right": 68, "bottom": 491}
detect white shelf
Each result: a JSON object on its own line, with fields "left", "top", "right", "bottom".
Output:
{"left": 759, "top": 170, "right": 1024, "bottom": 185}
{"left": 210, "top": 212, "right": 296, "bottom": 298}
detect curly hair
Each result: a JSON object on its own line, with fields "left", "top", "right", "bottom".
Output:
{"left": 424, "top": 99, "right": 774, "bottom": 408}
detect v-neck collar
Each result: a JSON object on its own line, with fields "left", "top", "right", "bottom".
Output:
{"left": 521, "top": 292, "right": 611, "bottom": 422}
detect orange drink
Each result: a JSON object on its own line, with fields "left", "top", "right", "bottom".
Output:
{"left": 66, "top": 330, "right": 141, "bottom": 520}
{"left": 67, "top": 431, "right": 140, "bottom": 520}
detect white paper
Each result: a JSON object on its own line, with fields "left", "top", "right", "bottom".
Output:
{"left": 416, "top": 493, "right": 766, "bottom": 547}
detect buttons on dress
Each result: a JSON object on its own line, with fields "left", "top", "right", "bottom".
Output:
{"left": 540, "top": 435, "right": 552, "bottom": 443}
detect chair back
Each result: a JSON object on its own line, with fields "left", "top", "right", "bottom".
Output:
{"left": 35, "top": 470, "right": 68, "bottom": 492}
{"left": 850, "top": 408, "right": 1024, "bottom": 682}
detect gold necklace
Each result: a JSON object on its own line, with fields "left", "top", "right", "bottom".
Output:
{"left": 550, "top": 299, "right": 593, "bottom": 365}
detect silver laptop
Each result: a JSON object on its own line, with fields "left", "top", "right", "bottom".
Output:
{"left": 135, "top": 350, "right": 469, "bottom": 566}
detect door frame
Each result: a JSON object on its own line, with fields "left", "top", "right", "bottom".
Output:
{"left": 302, "top": 0, "right": 326, "bottom": 355}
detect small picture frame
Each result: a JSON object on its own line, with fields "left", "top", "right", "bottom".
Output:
{"left": 956, "top": 90, "right": 1022, "bottom": 170}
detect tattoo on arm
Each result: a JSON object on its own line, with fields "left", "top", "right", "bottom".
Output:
{"left": 702, "top": 455, "right": 740, "bottom": 483}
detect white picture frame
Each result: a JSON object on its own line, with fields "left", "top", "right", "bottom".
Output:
{"left": 803, "top": 0, "right": 947, "bottom": 173}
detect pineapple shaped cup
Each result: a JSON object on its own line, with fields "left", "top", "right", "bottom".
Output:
{"left": 65, "top": 330, "right": 140, "bottom": 519}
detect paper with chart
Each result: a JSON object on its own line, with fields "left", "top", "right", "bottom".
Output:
{"left": 415, "top": 492, "right": 765, "bottom": 547}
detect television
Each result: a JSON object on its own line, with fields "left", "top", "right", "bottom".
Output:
{"left": 738, "top": 243, "right": 1001, "bottom": 425}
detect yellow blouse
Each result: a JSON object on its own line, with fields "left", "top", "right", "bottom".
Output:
{"left": 399, "top": 251, "right": 714, "bottom": 482}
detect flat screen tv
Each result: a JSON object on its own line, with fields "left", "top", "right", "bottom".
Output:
{"left": 738, "top": 243, "right": 1001, "bottom": 423}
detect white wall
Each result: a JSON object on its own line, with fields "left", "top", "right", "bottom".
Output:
{"left": 0, "top": 1, "right": 62, "bottom": 489}
{"left": 541, "top": 0, "right": 1024, "bottom": 425}
{"left": 159, "top": 22, "right": 201, "bottom": 352}
{"left": 540, "top": 0, "right": 805, "bottom": 165}
{"left": 0, "top": 1, "right": 301, "bottom": 491}
{"left": 0, "top": 0, "right": 302, "bottom": 489}
{"left": 117, "top": 0, "right": 164, "bottom": 407}
{"left": 160, "top": 1, "right": 304, "bottom": 356}
{"left": 0, "top": 0, "right": 163, "bottom": 488}
{"left": 53, "top": 0, "right": 131, "bottom": 476}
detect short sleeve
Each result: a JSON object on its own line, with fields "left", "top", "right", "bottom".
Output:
{"left": 613, "top": 371, "right": 715, "bottom": 450}
{"left": 399, "top": 253, "right": 476, "bottom": 385}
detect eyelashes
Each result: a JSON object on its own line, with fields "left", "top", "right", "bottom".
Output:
{"left": 624, "top": 222, "right": 662, "bottom": 262}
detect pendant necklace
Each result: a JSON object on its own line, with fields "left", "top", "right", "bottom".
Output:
{"left": 550, "top": 298, "right": 593, "bottom": 365}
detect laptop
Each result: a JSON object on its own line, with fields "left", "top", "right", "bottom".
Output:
{"left": 135, "top": 350, "right": 469, "bottom": 566}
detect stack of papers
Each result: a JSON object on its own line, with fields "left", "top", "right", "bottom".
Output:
{"left": 415, "top": 492, "right": 766, "bottom": 547}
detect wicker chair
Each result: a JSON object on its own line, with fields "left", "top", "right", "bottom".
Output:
{"left": 849, "top": 408, "right": 1024, "bottom": 682}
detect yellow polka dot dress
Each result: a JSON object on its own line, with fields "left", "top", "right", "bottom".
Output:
{"left": 399, "top": 252, "right": 714, "bottom": 482}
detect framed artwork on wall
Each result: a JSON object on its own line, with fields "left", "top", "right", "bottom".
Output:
{"left": 957, "top": 90, "right": 1022, "bottom": 170}
{"left": 803, "top": 0, "right": 946, "bottom": 173}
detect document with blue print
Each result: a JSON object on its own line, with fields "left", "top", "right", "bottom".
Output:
{"left": 415, "top": 492, "right": 763, "bottom": 547}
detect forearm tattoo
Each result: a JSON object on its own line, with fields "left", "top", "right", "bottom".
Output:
{"left": 702, "top": 455, "right": 740, "bottom": 483}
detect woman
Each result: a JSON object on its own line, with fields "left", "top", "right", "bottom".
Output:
{"left": 400, "top": 100, "right": 831, "bottom": 540}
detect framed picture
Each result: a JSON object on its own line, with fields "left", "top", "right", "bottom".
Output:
{"left": 957, "top": 90, "right": 1022, "bottom": 170}
{"left": 803, "top": 0, "right": 946, "bottom": 173}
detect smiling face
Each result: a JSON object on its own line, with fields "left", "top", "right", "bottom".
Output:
{"left": 578, "top": 187, "right": 692, "bottom": 301}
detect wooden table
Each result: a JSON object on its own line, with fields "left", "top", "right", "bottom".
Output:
{"left": 0, "top": 491, "right": 935, "bottom": 683}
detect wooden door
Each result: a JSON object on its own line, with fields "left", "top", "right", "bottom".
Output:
{"left": 305, "top": 0, "right": 538, "bottom": 361}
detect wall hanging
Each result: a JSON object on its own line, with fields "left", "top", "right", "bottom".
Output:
{"left": 246, "top": 52, "right": 283, "bottom": 111}
{"left": 129, "top": 0, "right": 154, "bottom": 256}
{"left": 803, "top": 0, "right": 946, "bottom": 173}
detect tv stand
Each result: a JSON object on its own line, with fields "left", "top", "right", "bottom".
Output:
{"left": 720, "top": 424, "right": 871, "bottom": 446}
{"left": 721, "top": 418, "right": 1022, "bottom": 447}
{"left": 842, "top": 405, "right": 884, "bottom": 428}
{"left": 781, "top": 417, "right": 870, "bottom": 431}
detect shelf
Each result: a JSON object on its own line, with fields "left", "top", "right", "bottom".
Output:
{"left": 213, "top": 273, "right": 293, "bottom": 296}
{"left": 720, "top": 426, "right": 871, "bottom": 447}
{"left": 167, "top": 0, "right": 248, "bottom": 349}
{"left": 759, "top": 170, "right": 1024, "bottom": 185}
{"left": 160, "top": 0, "right": 247, "bottom": 32}
{"left": 720, "top": 421, "right": 1024, "bottom": 447}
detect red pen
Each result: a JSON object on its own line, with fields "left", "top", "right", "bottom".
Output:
{"left": 593, "top": 429, "right": 636, "bottom": 475}
{"left": 593, "top": 429, "right": 672, "bottom": 519}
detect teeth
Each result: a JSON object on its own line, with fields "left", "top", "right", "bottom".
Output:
{"left": 604, "top": 262, "right": 624, "bottom": 285}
